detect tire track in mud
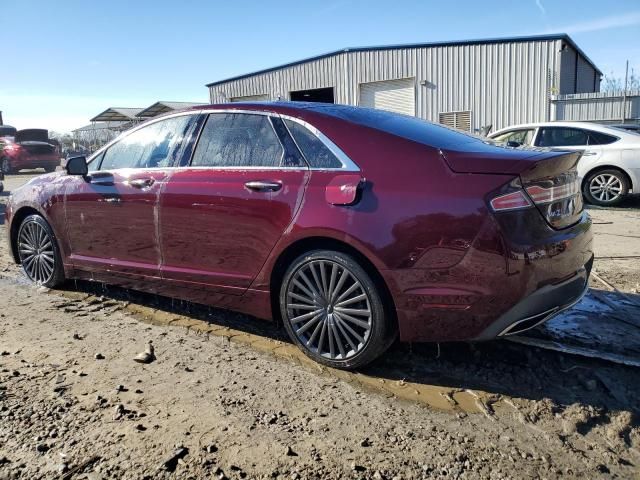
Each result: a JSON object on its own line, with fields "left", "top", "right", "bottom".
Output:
{"left": 0, "top": 262, "right": 496, "bottom": 415}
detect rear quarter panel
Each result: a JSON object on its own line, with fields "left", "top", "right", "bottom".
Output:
{"left": 251, "top": 119, "right": 514, "bottom": 339}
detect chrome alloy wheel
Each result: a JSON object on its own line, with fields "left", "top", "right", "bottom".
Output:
{"left": 18, "top": 219, "right": 56, "bottom": 284}
{"left": 589, "top": 173, "right": 623, "bottom": 203}
{"left": 285, "top": 260, "right": 372, "bottom": 360}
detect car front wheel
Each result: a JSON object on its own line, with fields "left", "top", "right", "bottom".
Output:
{"left": 16, "top": 214, "right": 65, "bottom": 287}
{"left": 280, "top": 249, "right": 395, "bottom": 370}
{"left": 583, "top": 169, "right": 629, "bottom": 206}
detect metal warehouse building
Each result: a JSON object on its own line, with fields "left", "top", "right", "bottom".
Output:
{"left": 206, "top": 34, "right": 601, "bottom": 133}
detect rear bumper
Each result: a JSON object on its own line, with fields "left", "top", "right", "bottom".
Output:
{"left": 384, "top": 210, "right": 593, "bottom": 343}
{"left": 474, "top": 254, "right": 592, "bottom": 339}
{"left": 6, "top": 154, "right": 60, "bottom": 170}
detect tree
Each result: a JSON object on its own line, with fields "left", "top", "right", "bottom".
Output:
{"left": 601, "top": 68, "right": 640, "bottom": 93}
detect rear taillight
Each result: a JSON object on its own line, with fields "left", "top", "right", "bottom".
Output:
{"left": 489, "top": 171, "right": 582, "bottom": 229}
{"left": 490, "top": 190, "right": 532, "bottom": 211}
{"left": 525, "top": 182, "right": 579, "bottom": 204}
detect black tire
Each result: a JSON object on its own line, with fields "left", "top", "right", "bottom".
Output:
{"left": 280, "top": 249, "right": 395, "bottom": 370}
{"left": 583, "top": 168, "right": 629, "bottom": 207}
{"left": 1, "top": 157, "right": 12, "bottom": 175}
{"left": 16, "top": 214, "right": 65, "bottom": 288}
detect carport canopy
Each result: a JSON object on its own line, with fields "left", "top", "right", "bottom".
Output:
{"left": 90, "top": 107, "right": 144, "bottom": 122}
{"left": 136, "top": 101, "right": 202, "bottom": 119}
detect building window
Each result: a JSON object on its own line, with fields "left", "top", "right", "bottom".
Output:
{"left": 438, "top": 111, "right": 472, "bottom": 132}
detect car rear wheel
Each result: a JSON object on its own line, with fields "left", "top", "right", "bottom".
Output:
{"left": 583, "top": 169, "right": 629, "bottom": 206}
{"left": 280, "top": 250, "right": 394, "bottom": 370}
{"left": 1, "top": 158, "right": 12, "bottom": 175}
{"left": 17, "top": 214, "right": 65, "bottom": 287}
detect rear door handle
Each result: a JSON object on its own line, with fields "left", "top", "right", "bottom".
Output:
{"left": 128, "top": 178, "right": 155, "bottom": 189}
{"left": 244, "top": 180, "right": 282, "bottom": 192}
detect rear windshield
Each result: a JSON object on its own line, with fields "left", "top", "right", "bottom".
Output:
{"left": 313, "top": 105, "right": 484, "bottom": 149}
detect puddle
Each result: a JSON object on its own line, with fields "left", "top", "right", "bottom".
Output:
{"left": 510, "top": 289, "right": 640, "bottom": 367}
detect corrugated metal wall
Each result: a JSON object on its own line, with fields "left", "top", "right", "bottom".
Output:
{"left": 576, "top": 56, "right": 596, "bottom": 93}
{"left": 559, "top": 47, "right": 577, "bottom": 94}
{"left": 209, "top": 39, "right": 584, "bottom": 131}
{"left": 552, "top": 90, "right": 640, "bottom": 121}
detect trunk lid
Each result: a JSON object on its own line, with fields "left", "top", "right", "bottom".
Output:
{"left": 440, "top": 140, "right": 553, "bottom": 175}
{"left": 15, "top": 128, "right": 50, "bottom": 144}
{"left": 0, "top": 125, "right": 17, "bottom": 138}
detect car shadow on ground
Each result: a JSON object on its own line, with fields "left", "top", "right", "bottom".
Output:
{"left": 60, "top": 279, "right": 640, "bottom": 415}
{"left": 585, "top": 193, "right": 640, "bottom": 210}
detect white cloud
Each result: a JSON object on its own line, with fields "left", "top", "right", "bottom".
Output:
{"left": 535, "top": 0, "right": 546, "bottom": 16}
{"left": 550, "top": 11, "right": 640, "bottom": 35}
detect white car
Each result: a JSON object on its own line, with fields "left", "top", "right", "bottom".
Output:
{"left": 489, "top": 121, "right": 640, "bottom": 206}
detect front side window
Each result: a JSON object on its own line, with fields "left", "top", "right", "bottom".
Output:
{"left": 284, "top": 119, "right": 342, "bottom": 169}
{"left": 99, "top": 115, "right": 193, "bottom": 171}
{"left": 191, "top": 113, "right": 284, "bottom": 168}
{"left": 492, "top": 129, "right": 535, "bottom": 146}
{"left": 536, "top": 127, "right": 588, "bottom": 147}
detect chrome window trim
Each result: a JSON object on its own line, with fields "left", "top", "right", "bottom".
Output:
{"left": 87, "top": 107, "right": 360, "bottom": 173}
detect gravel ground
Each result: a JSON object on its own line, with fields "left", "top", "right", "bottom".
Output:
{"left": 0, "top": 172, "right": 639, "bottom": 479}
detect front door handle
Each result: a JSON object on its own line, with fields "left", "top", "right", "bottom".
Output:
{"left": 244, "top": 180, "right": 282, "bottom": 192}
{"left": 128, "top": 178, "right": 155, "bottom": 189}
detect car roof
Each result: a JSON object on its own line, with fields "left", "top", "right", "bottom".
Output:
{"left": 193, "top": 101, "right": 493, "bottom": 150}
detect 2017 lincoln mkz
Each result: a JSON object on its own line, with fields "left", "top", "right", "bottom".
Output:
{"left": 6, "top": 103, "right": 593, "bottom": 369}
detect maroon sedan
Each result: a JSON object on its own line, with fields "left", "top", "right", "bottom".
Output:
{"left": 6, "top": 103, "right": 593, "bottom": 369}
{"left": 1, "top": 128, "right": 60, "bottom": 174}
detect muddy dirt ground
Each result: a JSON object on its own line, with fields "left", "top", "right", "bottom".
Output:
{"left": 0, "top": 172, "right": 639, "bottom": 480}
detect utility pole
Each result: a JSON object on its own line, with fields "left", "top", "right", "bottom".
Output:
{"left": 621, "top": 60, "right": 629, "bottom": 124}
{"left": 0, "top": 111, "right": 3, "bottom": 126}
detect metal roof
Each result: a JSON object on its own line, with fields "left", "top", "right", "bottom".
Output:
{"left": 90, "top": 107, "right": 143, "bottom": 122}
{"left": 206, "top": 33, "right": 601, "bottom": 87}
{"left": 72, "top": 122, "right": 128, "bottom": 133}
{"left": 136, "top": 101, "right": 202, "bottom": 118}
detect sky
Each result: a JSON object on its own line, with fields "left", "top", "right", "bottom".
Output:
{"left": 1, "top": 0, "right": 639, "bottom": 133}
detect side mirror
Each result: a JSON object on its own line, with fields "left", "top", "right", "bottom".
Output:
{"left": 65, "top": 156, "right": 88, "bottom": 176}
{"left": 506, "top": 141, "right": 522, "bottom": 148}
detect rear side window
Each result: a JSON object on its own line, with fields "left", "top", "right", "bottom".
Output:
{"left": 284, "top": 119, "right": 342, "bottom": 169}
{"left": 587, "top": 131, "right": 618, "bottom": 145}
{"left": 492, "top": 129, "right": 535, "bottom": 146}
{"left": 536, "top": 127, "right": 588, "bottom": 147}
{"left": 99, "top": 115, "right": 193, "bottom": 170}
{"left": 191, "top": 113, "right": 284, "bottom": 168}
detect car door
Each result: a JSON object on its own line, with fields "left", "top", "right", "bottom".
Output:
{"left": 534, "top": 126, "right": 606, "bottom": 177}
{"left": 64, "top": 113, "right": 197, "bottom": 280}
{"left": 159, "top": 111, "right": 310, "bottom": 296}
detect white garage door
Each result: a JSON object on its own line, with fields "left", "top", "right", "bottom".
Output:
{"left": 359, "top": 78, "right": 415, "bottom": 116}
{"left": 230, "top": 94, "right": 269, "bottom": 102}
